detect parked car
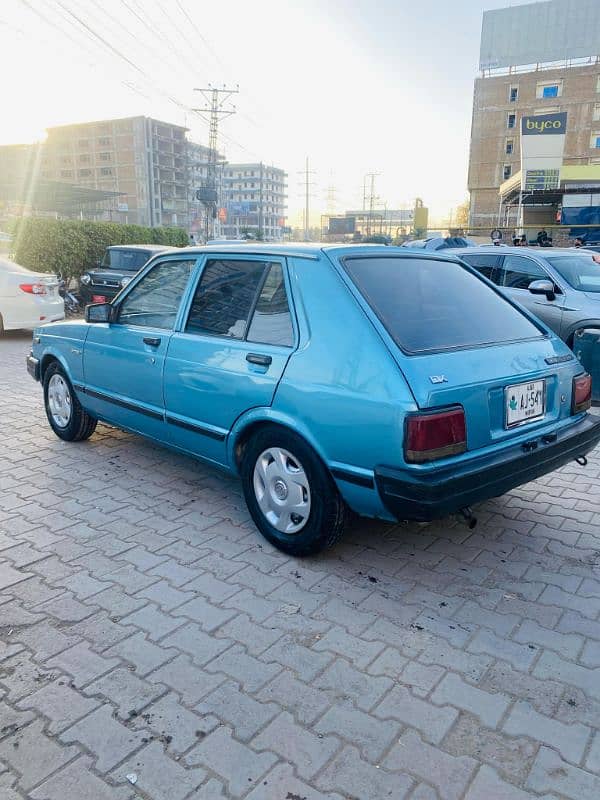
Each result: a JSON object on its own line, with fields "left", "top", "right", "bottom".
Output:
{"left": 402, "top": 236, "right": 477, "bottom": 250}
{"left": 79, "top": 244, "right": 172, "bottom": 305}
{"left": 0, "top": 258, "right": 64, "bottom": 333}
{"left": 27, "top": 244, "right": 600, "bottom": 555}
{"left": 455, "top": 246, "right": 600, "bottom": 402}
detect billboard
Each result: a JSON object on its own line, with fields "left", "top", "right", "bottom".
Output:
{"left": 328, "top": 216, "right": 355, "bottom": 235}
{"left": 520, "top": 113, "right": 567, "bottom": 191}
{"left": 480, "top": 0, "right": 600, "bottom": 70}
{"left": 227, "top": 201, "right": 251, "bottom": 215}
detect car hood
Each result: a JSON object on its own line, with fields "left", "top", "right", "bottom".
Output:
{"left": 34, "top": 320, "right": 89, "bottom": 341}
{"left": 582, "top": 291, "right": 600, "bottom": 303}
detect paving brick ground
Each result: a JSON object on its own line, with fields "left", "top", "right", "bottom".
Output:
{"left": 2, "top": 330, "right": 600, "bottom": 799}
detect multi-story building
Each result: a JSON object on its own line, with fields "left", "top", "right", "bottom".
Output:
{"left": 0, "top": 116, "right": 214, "bottom": 229}
{"left": 220, "top": 163, "right": 287, "bottom": 240}
{"left": 468, "top": 0, "right": 600, "bottom": 238}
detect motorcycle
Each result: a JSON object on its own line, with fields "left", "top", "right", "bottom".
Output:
{"left": 57, "top": 276, "right": 82, "bottom": 318}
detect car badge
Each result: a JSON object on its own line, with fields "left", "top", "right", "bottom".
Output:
{"left": 429, "top": 375, "right": 448, "bottom": 384}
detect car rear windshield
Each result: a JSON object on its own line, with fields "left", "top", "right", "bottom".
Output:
{"left": 102, "top": 249, "right": 152, "bottom": 270}
{"left": 343, "top": 256, "right": 543, "bottom": 354}
{"left": 545, "top": 255, "right": 600, "bottom": 293}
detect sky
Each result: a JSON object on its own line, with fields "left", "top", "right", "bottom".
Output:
{"left": 0, "top": 0, "right": 528, "bottom": 224}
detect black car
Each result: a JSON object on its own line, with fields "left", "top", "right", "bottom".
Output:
{"left": 79, "top": 245, "right": 172, "bottom": 305}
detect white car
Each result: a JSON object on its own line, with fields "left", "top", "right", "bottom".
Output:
{"left": 0, "top": 258, "right": 64, "bottom": 333}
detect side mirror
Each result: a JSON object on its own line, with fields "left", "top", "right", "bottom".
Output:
{"left": 528, "top": 279, "right": 556, "bottom": 301}
{"left": 85, "top": 303, "right": 113, "bottom": 323}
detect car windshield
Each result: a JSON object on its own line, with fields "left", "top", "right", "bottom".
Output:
{"left": 101, "top": 249, "right": 152, "bottom": 270}
{"left": 343, "top": 256, "right": 543, "bottom": 354}
{"left": 545, "top": 255, "right": 600, "bottom": 293}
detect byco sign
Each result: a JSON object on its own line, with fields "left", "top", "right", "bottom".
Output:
{"left": 521, "top": 112, "right": 567, "bottom": 135}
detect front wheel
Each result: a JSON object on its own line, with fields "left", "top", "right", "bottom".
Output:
{"left": 241, "top": 426, "right": 348, "bottom": 556}
{"left": 43, "top": 362, "right": 97, "bottom": 441}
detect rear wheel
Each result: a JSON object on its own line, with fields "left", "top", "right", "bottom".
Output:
{"left": 43, "top": 362, "right": 97, "bottom": 441}
{"left": 241, "top": 426, "right": 348, "bottom": 556}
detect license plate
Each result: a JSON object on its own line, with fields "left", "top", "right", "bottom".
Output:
{"left": 92, "top": 295, "right": 107, "bottom": 303}
{"left": 505, "top": 379, "right": 545, "bottom": 428}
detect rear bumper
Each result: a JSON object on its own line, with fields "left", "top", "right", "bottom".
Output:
{"left": 375, "top": 414, "right": 600, "bottom": 521}
{"left": 26, "top": 354, "right": 40, "bottom": 382}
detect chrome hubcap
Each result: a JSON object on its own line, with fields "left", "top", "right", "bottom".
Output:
{"left": 253, "top": 447, "right": 311, "bottom": 534}
{"left": 47, "top": 374, "right": 72, "bottom": 428}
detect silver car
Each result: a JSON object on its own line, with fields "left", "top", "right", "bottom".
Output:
{"left": 455, "top": 246, "right": 600, "bottom": 401}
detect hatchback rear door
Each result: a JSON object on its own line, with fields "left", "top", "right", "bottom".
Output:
{"left": 341, "top": 253, "right": 574, "bottom": 453}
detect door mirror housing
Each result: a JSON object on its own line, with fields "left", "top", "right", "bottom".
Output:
{"left": 85, "top": 302, "right": 113, "bottom": 323}
{"left": 528, "top": 279, "right": 556, "bottom": 301}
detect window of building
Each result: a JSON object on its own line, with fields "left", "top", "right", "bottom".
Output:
{"left": 98, "top": 137, "right": 111, "bottom": 147}
{"left": 533, "top": 106, "right": 560, "bottom": 115}
{"left": 505, "top": 139, "right": 514, "bottom": 155}
{"left": 60, "top": 156, "right": 72, "bottom": 164}
{"left": 78, "top": 168, "right": 92, "bottom": 177}
{"left": 509, "top": 86, "right": 518, "bottom": 102}
{"left": 60, "top": 170, "right": 73, "bottom": 178}
{"left": 79, "top": 154, "right": 90, "bottom": 163}
{"left": 592, "top": 132, "right": 600, "bottom": 149}
{"left": 78, "top": 139, "right": 89, "bottom": 148}
{"left": 503, "top": 165, "right": 512, "bottom": 180}
{"left": 594, "top": 103, "right": 600, "bottom": 122}
{"left": 507, "top": 113, "right": 516, "bottom": 129}
{"left": 100, "top": 167, "right": 113, "bottom": 176}
{"left": 99, "top": 152, "right": 111, "bottom": 161}
{"left": 536, "top": 80, "right": 562, "bottom": 99}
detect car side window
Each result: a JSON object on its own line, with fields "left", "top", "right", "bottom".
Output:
{"left": 459, "top": 254, "right": 501, "bottom": 283}
{"left": 246, "top": 263, "right": 294, "bottom": 347}
{"left": 185, "top": 259, "right": 270, "bottom": 339}
{"left": 499, "top": 255, "right": 548, "bottom": 289}
{"left": 116, "top": 259, "right": 196, "bottom": 329}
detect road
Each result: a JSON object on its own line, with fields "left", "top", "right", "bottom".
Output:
{"left": 1, "top": 330, "right": 600, "bottom": 799}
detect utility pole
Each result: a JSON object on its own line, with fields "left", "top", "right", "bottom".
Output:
{"left": 364, "top": 172, "right": 380, "bottom": 236}
{"left": 298, "top": 157, "right": 316, "bottom": 240}
{"left": 193, "top": 84, "right": 238, "bottom": 239}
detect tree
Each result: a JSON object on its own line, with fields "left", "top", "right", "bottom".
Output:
{"left": 455, "top": 197, "right": 470, "bottom": 229}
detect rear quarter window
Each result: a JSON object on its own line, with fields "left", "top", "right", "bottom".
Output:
{"left": 343, "top": 256, "right": 544, "bottom": 354}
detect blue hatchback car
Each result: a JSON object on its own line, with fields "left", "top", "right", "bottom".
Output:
{"left": 27, "top": 244, "right": 600, "bottom": 555}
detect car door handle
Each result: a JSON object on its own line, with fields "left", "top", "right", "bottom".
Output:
{"left": 143, "top": 337, "right": 161, "bottom": 347}
{"left": 246, "top": 353, "right": 272, "bottom": 367}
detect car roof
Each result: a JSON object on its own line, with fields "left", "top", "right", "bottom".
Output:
{"left": 452, "top": 246, "right": 580, "bottom": 257}
{"left": 176, "top": 242, "right": 469, "bottom": 263}
{"left": 107, "top": 244, "right": 171, "bottom": 251}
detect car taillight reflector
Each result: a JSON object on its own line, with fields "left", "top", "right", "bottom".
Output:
{"left": 405, "top": 407, "right": 467, "bottom": 464}
{"left": 19, "top": 283, "right": 47, "bottom": 295}
{"left": 572, "top": 373, "right": 592, "bottom": 414}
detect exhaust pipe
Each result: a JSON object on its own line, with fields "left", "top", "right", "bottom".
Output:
{"left": 459, "top": 506, "right": 477, "bottom": 529}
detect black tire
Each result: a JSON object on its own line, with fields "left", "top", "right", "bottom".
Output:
{"left": 43, "top": 361, "right": 97, "bottom": 441}
{"left": 241, "top": 425, "right": 348, "bottom": 556}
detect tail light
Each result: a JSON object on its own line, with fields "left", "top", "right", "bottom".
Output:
{"left": 19, "top": 283, "right": 47, "bottom": 295}
{"left": 405, "top": 406, "right": 467, "bottom": 464}
{"left": 572, "top": 373, "right": 592, "bottom": 414}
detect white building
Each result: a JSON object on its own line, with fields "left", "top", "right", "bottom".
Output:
{"left": 220, "top": 163, "right": 287, "bottom": 240}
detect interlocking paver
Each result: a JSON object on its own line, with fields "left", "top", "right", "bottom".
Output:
{"left": 374, "top": 684, "right": 458, "bottom": 744}
{"left": 114, "top": 740, "right": 206, "bottom": 800}
{"left": 197, "top": 679, "right": 279, "bottom": 740}
{"left": 4, "top": 334, "right": 600, "bottom": 800}
{"left": 187, "top": 726, "right": 277, "bottom": 796}
{"left": 60, "top": 704, "right": 147, "bottom": 771}
{"left": 29, "top": 755, "right": 134, "bottom": 800}
{"left": 317, "top": 744, "right": 413, "bottom": 799}
{"left": 0, "top": 718, "right": 80, "bottom": 791}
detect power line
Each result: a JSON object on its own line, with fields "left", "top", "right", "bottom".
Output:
{"left": 298, "top": 157, "right": 316, "bottom": 241}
